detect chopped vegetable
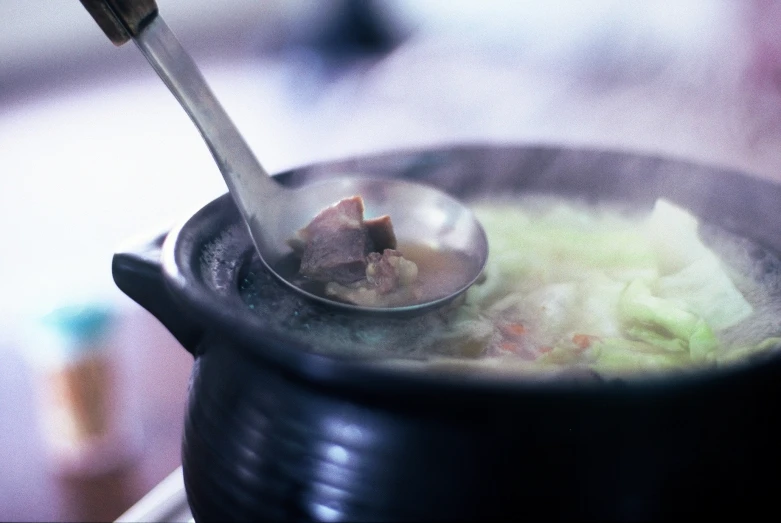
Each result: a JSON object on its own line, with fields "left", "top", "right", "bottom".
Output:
{"left": 463, "top": 196, "right": 768, "bottom": 376}
{"left": 500, "top": 323, "right": 527, "bottom": 337}
{"left": 572, "top": 334, "right": 600, "bottom": 351}
{"left": 592, "top": 338, "right": 692, "bottom": 374}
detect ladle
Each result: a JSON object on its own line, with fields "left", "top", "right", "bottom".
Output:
{"left": 79, "top": 0, "right": 488, "bottom": 315}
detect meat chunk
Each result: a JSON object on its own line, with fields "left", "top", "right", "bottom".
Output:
{"left": 366, "top": 249, "right": 418, "bottom": 293}
{"left": 289, "top": 208, "right": 396, "bottom": 258}
{"left": 325, "top": 249, "right": 422, "bottom": 307}
{"left": 297, "top": 196, "right": 371, "bottom": 285}
{"left": 365, "top": 215, "right": 397, "bottom": 252}
{"left": 290, "top": 195, "right": 420, "bottom": 306}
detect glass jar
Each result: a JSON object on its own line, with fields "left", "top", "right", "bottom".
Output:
{"left": 27, "top": 304, "right": 142, "bottom": 476}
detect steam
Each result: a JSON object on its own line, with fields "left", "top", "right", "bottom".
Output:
{"left": 298, "top": 1, "right": 781, "bottom": 182}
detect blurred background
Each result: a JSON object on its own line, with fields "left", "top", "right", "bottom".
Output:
{"left": 1, "top": 0, "right": 780, "bottom": 520}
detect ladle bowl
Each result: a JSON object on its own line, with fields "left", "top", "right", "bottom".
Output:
{"left": 256, "top": 176, "right": 488, "bottom": 315}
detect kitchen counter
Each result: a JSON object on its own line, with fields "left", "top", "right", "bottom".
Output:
{"left": 116, "top": 467, "right": 191, "bottom": 523}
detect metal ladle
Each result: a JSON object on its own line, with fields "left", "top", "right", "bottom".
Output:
{"left": 79, "top": 0, "right": 488, "bottom": 315}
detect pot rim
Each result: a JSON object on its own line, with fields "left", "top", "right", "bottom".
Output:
{"left": 159, "top": 142, "right": 781, "bottom": 398}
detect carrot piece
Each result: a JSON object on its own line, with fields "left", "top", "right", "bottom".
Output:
{"left": 500, "top": 323, "right": 527, "bottom": 337}
{"left": 572, "top": 334, "right": 599, "bottom": 351}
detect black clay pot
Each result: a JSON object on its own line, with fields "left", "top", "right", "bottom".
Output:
{"left": 113, "top": 145, "right": 781, "bottom": 521}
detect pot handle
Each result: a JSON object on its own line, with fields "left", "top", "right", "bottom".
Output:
{"left": 112, "top": 231, "right": 202, "bottom": 357}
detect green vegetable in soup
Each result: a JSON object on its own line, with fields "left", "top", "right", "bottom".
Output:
{"left": 460, "top": 196, "right": 778, "bottom": 376}
{"left": 618, "top": 278, "right": 719, "bottom": 361}
{"left": 591, "top": 338, "right": 692, "bottom": 374}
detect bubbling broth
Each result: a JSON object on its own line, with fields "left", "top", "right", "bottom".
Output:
{"left": 239, "top": 195, "right": 781, "bottom": 378}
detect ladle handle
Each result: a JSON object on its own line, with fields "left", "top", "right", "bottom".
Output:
{"left": 79, "top": 0, "right": 158, "bottom": 45}
{"left": 78, "top": 0, "right": 284, "bottom": 244}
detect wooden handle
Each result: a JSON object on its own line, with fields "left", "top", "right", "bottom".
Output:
{"left": 79, "top": 0, "right": 158, "bottom": 45}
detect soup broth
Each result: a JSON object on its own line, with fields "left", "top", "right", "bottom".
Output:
{"left": 239, "top": 195, "right": 781, "bottom": 377}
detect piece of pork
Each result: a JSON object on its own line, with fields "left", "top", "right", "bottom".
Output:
{"left": 291, "top": 195, "right": 418, "bottom": 305}
{"left": 365, "top": 249, "right": 418, "bottom": 293}
{"left": 296, "top": 196, "right": 370, "bottom": 285}
{"left": 289, "top": 212, "right": 397, "bottom": 255}
{"left": 325, "top": 249, "right": 421, "bottom": 307}
{"left": 365, "top": 215, "right": 397, "bottom": 252}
